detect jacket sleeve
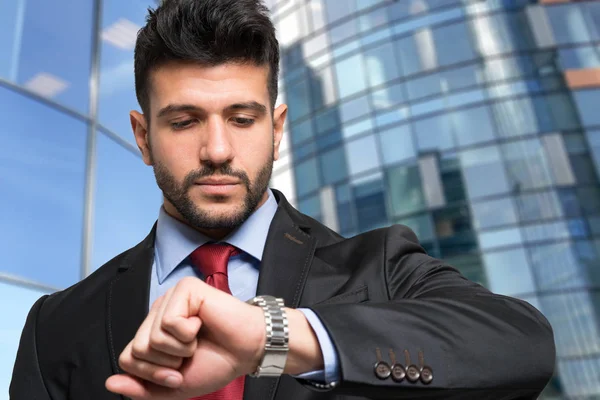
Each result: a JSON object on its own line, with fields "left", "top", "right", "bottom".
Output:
{"left": 309, "top": 224, "right": 556, "bottom": 400}
{"left": 10, "top": 295, "right": 53, "bottom": 400}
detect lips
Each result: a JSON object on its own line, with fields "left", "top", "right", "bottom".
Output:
{"left": 195, "top": 178, "right": 240, "bottom": 185}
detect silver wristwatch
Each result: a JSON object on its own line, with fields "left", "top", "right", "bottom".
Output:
{"left": 246, "top": 295, "right": 289, "bottom": 378}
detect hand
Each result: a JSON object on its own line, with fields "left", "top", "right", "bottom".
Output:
{"left": 105, "top": 277, "right": 265, "bottom": 399}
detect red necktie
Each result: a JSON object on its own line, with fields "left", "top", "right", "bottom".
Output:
{"left": 188, "top": 243, "right": 245, "bottom": 400}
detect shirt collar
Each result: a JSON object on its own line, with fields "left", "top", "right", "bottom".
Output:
{"left": 154, "top": 189, "right": 278, "bottom": 284}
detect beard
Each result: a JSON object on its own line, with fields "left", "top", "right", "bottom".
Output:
{"left": 152, "top": 156, "right": 273, "bottom": 231}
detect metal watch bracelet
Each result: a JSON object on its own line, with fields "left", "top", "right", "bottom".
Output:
{"left": 246, "top": 295, "right": 289, "bottom": 378}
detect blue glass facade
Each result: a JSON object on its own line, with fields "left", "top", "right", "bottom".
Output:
{"left": 270, "top": 0, "right": 600, "bottom": 398}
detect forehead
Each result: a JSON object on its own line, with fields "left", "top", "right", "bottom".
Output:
{"left": 148, "top": 62, "right": 270, "bottom": 113}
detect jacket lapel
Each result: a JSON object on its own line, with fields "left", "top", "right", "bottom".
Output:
{"left": 244, "top": 191, "right": 318, "bottom": 400}
{"left": 106, "top": 225, "right": 155, "bottom": 376}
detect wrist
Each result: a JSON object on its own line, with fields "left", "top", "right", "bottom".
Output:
{"left": 283, "top": 308, "right": 324, "bottom": 375}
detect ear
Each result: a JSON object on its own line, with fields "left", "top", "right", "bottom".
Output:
{"left": 130, "top": 111, "right": 152, "bottom": 166}
{"left": 272, "top": 104, "right": 287, "bottom": 161}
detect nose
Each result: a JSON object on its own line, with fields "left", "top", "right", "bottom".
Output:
{"left": 199, "top": 115, "right": 234, "bottom": 166}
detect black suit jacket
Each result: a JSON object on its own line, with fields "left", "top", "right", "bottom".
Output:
{"left": 10, "top": 190, "right": 555, "bottom": 399}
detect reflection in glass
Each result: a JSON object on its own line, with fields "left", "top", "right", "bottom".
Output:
{"left": 98, "top": 0, "right": 152, "bottom": 144}
{"left": 0, "top": 0, "right": 93, "bottom": 113}
{"left": 92, "top": 131, "right": 161, "bottom": 272}
{"left": 353, "top": 177, "right": 387, "bottom": 232}
{"left": 379, "top": 124, "right": 415, "bottom": 165}
{"left": 335, "top": 53, "right": 368, "bottom": 99}
{"left": 502, "top": 138, "right": 553, "bottom": 191}
{"left": 414, "top": 113, "right": 457, "bottom": 152}
{"left": 320, "top": 146, "right": 348, "bottom": 185}
{"left": 0, "top": 87, "right": 86, "bottom": 288}
{"left": 345, "top": 135, "right": 381, "bottom": 176}
{"left": 433, "top": 22, "right": 475, "bottom": 67}
{"left": 298, "top": 194, "right": 322, "bottom": 221}
{"left": 386, "top": 163, "right": 425, "bottom": 218}
{"left": 451, "top": 105, "right": 496, "bottom": 147}
{"left": 472, "top": 197, "right": 518, "bottom": 230}
{"left": 460, "top": 146, "right": 510, "bottom": 199}
{"left": 294, "top": 157, "right": 321, "bottom": 197}
{"left": 397, "top": 213, "right": 435, "bottom": 242}
{"left": 364, "top": 41, "right": 401, "bottom": 88}
{"left": 484, "top": 247, "right": 535, "bottom": 296}
{"left": 574, "top": 89, "right": 600, "bottom": 128}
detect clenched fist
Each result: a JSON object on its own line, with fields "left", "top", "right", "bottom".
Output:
{"left": 105, "top": 276, "right": 323, "bottom": 400}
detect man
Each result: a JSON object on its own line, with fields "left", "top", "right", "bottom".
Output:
{"left": 10, "top": 0, "right": 555, "bottom": 399}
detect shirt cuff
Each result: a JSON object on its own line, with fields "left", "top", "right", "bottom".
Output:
{"left": 293, "top": 308, "right": 340, "bottom": 384}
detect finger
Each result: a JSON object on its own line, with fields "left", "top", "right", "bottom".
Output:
{"left": 154, "top": 278, "right": 204, "bottom": 345}
{"left": 119, "top": 341, "right": 183, "bottom": 389}
{"left": 130, "top": 294, "right": 187, "bottom": 365}
{"left": 105, "top": 374, "right": 179, "bottom": 399}
{"left": 158, "top": 277, "right": 208, "bottom": 342}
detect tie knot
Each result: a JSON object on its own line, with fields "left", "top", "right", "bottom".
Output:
{"left": 190, "top": 243, "right": 239, "bottom": 278}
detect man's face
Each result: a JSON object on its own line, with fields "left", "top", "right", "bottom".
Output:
{"left": 130, "top": 62, "right": 287, "bottom": 236}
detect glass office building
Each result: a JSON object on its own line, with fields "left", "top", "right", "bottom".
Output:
{"left": 268, "top": 0, "right": 600, "bottom": 398}
{"left": 0, "top": 0, "right": 599, "bottom": 398}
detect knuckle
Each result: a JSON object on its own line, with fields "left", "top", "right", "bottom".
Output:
{"left": 131, "top": 342, "right": 147, "bottom": 358}
{"left": 149, "top": 331, "right": 169, "bottom": 350}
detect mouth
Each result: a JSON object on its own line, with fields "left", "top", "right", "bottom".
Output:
{"left": 194, "top": 178, "right": 241, "bottom": 195}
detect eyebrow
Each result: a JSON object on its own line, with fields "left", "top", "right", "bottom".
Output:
{"left": 156, "top": 101, "right": 267, "bottom": 119}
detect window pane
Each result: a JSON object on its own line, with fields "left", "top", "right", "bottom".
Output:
{"left": 379, "top": 124, "right": 415, "bottom": 165}
{"left": 460, "top": 146, "right": 510, "bottom": 200}
{"left": 397, "top": 213, "right": 435, "bottom": 242}
{"left": 364, "top": 41, "right": 401, "bottom": 87}
{"left": 353, "top": 177, "right": 387, "bottom": 232}
{"left": 346, "top": 135, "right": 381, "bottom": 176}
{"left": 92, "top": 132, "right": 161, "bottom": 271}
{"left": 414, "top": 114, "right": 457, "bottom": 152}
{"left": 320, "top": 146, "right": 348, "bottom": 185}
{"left": 371, "top": 81, "right": 406, "bottom": 110}
{"left": 451, "top": 105, "right": 496, "bottom": 147}
{"left": 324, "top": 0, "right": 357, "bottom": 24}
{"left": 502, "top": 138, "right": 553, "bottom": 190}
{"left": 0, "top": 87, "right": 86, "bottom": 288}
{"left": 339, "top": 94, "right": 371, "bottom": 123}
{"left": 0, "top": 0, "right": 93, "bottom": 113}
{"left": 98, "top": 1, "right": 151, "bottom": 144}
{"left": 0, "top": 282, "right": 50, "bottom": 396}
{"left": 290, "top": 119, "right": 314, "bottom": 146}
{"left": 574, "top": 89, "right": 600, "bottom": 128}
{"left": 472, "top": 197, "right": 518, "bottom": 230}
{"left": 484, "top": 248, "right": 535, "bottom": 296}
{"left": 286, "top": 78, "right": 312, "bottom": 122}
{"left": 516, "top": 190, "right": 563, "bottom": 223}
{"left": 547, "top": 4, "right": 596, "bottom": 45}
{"left": 294, "top": 157, "right": 321, "bottom": 197}
{"left": 386, "top": 163, "right": 425, "bottom": 218}
{"left": 335, "top": 54, "right": 368, "bottom": 99}
{"left": 491, "top": 97, "right": 540, "bottom": 138}
{"left": 394, "top": 35, "right": 422, "bottom": 77}
{"left": 478, "top": 227, "right": 523, "bottom": 250}
{"left": 434, "top": 22, "right": 475, "bottom": 67}
{"left": 434, "top": 205, "right": 477, "bottom": 256}
{"left": 298, "top": 193, "right": 321, "bottom": 221}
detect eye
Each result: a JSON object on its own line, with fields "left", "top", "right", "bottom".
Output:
{"left": 171, "top": 120, "right": 196, "bottom": 130}
{"left": 232, "top": 117, "right": 255, "bottom": 127}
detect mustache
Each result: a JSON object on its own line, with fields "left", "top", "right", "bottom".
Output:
{"left": 182, "top": 164, "right": 251, "bottom": 190}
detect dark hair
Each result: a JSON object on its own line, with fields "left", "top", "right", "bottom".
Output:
{"left": 134, "top": 0, "right": 279, "bottom": 117}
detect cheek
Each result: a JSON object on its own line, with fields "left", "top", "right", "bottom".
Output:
{"left": 153, "top": 138, "right": 200, "bottom": 174}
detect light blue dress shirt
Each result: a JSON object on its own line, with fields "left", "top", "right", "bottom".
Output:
{"left": 149, "top": 189, "right": 340, "bottom": 383}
